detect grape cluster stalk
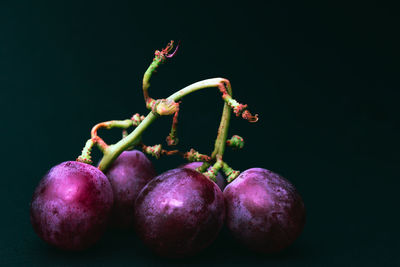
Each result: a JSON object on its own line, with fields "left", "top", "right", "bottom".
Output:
{"left": 30, "top": 41, "right": 305, "bottom": 256}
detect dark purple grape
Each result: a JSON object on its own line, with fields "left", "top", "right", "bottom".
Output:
{"left": 181, "top": 161, "right": 226, "bottom": 190}
{"left": 104, "top": 150, "right": 156, "bottom": 228}
{"left": 224, "top": 168, "right": 305, "bottom": 253}
{"left": 134, "top": 168, "right": 225, "bottom": 257}
{"left": 30, "top": 161, "right": 113, "bottom": 250}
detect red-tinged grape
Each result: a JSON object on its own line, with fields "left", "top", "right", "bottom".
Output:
{"left": 104, "top": 150, "right": 156, "bottom": 228}
{"left": 224, "top": 168, "right": 305, "bottom": 253}
{"left": 134, "top": 168, "right": 225, "bottom": 257}
{"left": 30, "top": 161, "right": 113, "bottom": 250}
{"left": 181, "top": 161, "right": 226, "bottom": 190}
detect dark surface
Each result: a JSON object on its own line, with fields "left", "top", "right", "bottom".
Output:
{"left": 1, "top": 0, "right": 399, "bottom": 266}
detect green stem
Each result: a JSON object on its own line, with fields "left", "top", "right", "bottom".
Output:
{"left": 143, "top": 59, "right": 162, "bottom": 105}
{"left": 98, "top": 78, "right": 233, "bottom": 172}
{"left": 143, "top": 41, "right": 178, "bottom": 108}
{"left": 211, "top": 102, "right": 231, "bottom": 159}
{"left": 98, "top": 112, "right": 157, "bottom": 171}
{"left": 171, "top": 79, "right": 232, "bottom": 161}
{"left": 166, "top": 107, "right": 179, "bottom": 146}
{"left": 76, "top": 139, "right": 95, "bottom": 164}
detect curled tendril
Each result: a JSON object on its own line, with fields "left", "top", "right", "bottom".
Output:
{"left": 155, "top": 40, "right": 180, "bottom": 60}
{"left": 242, "top": 110, "right": 259, "bottom": 123}
{"left": 165, "top": 40, "right": 180, "bottom": 58}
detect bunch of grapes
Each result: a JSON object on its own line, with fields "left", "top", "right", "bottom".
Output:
{"left": 30, "top": 41, "right": 305, "bottom": 257}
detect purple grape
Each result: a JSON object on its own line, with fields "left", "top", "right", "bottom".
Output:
{"left": 181, "top": 162, "right": 226, "bottom": 190}
{"left": 104, "top": 150, "right": 156, "bottom": 228}
{"left": 30, "top": 161, "right": 113, "bottom": 250}
{"left": 224, "top": 168, "right": 305, "bottom": 253}
{"left": 134, "top": 168, "right": 225, "bottom": 257}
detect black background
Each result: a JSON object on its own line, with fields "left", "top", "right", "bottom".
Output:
{"left": 1, "top": 0, "right": 399, "bottom": 266}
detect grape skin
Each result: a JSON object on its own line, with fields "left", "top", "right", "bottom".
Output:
{"left": 224, "top": 168, "right": 305, "bottom": 253}
{"left": 181, "top": 161, "right": 226, "bottom": 190}
{"left": 134, "top": 168, "right": 225, "bottom": 257}
{"left": 104, "top": 150, "right": 156, "bottom": 229}
{"left": 30, "top": 161, "right": 114, "bottom": 250}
